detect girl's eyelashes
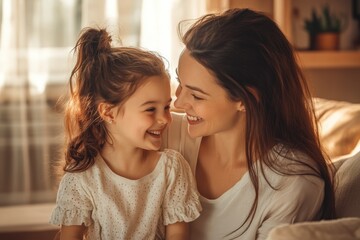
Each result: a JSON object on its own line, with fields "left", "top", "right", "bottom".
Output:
{"left": 145, "top": 105, "right": 171, "bottom": 112}
{"left": 145, "top": 107, "right": 156, "bottom": 112}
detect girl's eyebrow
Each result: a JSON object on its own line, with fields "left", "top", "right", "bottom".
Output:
{"left": 140, "top": 98, "right": 172, "bottom": 106}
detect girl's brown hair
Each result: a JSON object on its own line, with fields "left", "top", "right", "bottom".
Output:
{"left": 63, "top": 27, "right": 168, "bottom": 173}
{"left": 179, "top": 8, "right": 335, "bottom": 226}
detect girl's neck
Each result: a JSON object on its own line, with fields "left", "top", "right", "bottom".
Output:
{"left": 100, "top": 143, "right": 160, "bottom": 180}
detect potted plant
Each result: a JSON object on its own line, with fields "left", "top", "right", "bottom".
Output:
{"left": 304, "top": 5, "right": 343, "bottom": 50}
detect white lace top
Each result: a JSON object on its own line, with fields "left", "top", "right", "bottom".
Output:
{"left": 50, "top": 149, "right": 201, "bottom": 240}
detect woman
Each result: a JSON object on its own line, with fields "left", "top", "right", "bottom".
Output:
{"left": 162, "top": 8, "right": 335, "bottom": 240}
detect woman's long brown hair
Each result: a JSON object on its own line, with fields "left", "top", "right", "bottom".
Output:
{"left": 179, "top": 8, "right": 335, "bottom": 229}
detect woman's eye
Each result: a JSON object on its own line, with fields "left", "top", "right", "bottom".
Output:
{"left": 192, "top": 94, "right": 203, "bottom": 100}
{"left": 164, "top": 105, "right": 171, "bottom": 111}
{"left": 145, "top": 107, "right": 156, "bottom": 112}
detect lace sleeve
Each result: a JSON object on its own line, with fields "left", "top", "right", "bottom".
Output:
{"left": 49, "top": 173, "right": 93, "bottom": 226}
{"left": 162, "top": 149, "right": 202, "bottom": 225}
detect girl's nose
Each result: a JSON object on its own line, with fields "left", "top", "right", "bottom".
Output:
{"left": 157, "top": 111, "right": 171, "bottom": 125}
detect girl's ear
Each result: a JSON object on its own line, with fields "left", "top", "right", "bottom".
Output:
{"left": 98, "top": 102, "right": 115, "bottom": 123}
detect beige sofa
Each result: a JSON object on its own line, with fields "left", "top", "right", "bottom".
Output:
{"left": 266, "top": 98, "right": 360, "bottom": 240}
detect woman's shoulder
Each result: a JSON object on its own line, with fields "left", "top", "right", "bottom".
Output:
{"left": 270, "top": 144, "right": 320, "bottom": 174}
{"left": 261, "top": 145, "right": 325, "bottom": 190}
{"left": 161, "top": 112, "right": 185, "bottom": 151}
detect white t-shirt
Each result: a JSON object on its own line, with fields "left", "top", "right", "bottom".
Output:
{"left": 161, "top": 113, "right": 325, "bottom": 240}
{"left": 50, "top": 149, "right": 201, "bottom": 240}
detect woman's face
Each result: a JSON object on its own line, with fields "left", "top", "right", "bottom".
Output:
{"left": 174, "top": 49, "right": 244, "bottom": 138}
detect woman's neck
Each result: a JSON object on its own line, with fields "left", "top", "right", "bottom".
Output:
{"left": 202, "top": 130, "right": 247, "bottom": 167}
{"left": 197, "top": 132, "right": 248, "bottom": 199}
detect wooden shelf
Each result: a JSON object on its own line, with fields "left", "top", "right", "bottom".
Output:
{"left": 296, "top": 51, "right": 360, "bottom": 69}
{"left": 218, "top": 0, "right": 360, "bottom": 69}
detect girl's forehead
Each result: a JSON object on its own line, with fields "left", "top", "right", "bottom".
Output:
{"left": 125, "top": 75, "right": 171, "bottom": 104}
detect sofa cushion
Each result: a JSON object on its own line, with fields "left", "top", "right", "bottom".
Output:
{"left": 314, "top": 98, "right": 360, "bottom": 159}
{"left": 334, "top": 150, "right": 360, "bottom": 218}
{"left": 266, "top": 217, "right": 360, "bottom": 240}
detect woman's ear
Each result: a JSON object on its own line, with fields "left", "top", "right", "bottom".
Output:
{"left": 237, "top": 101, "right": 246, "bottom": 112}
{"left": 236, "top": 87, "right": 260, "bottom": 112}
{"left": 98, "top": 102, "right": 115, "bottom": 123}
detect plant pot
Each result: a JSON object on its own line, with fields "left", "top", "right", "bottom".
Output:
{"left": 310, "top": 32, "right": 340, "bottom": 50}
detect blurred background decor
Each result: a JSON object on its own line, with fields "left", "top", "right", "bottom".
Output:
{"left": 304, "top": 5, "right": 346, "bottom": 50}
{"left": 353, "top": 0, "right": 360, "bottom": 49}
{"left": 0, "top": 0, "right": 205, "bottom": 207}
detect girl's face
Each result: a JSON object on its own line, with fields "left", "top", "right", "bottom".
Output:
{"left": 174, "top": 49, "right": 243, "bottom": 138}
{"left": 110, "top": 75, "right": 172, "bottom": 150}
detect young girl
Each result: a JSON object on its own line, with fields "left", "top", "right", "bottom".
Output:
{"left": 50, "top": 27, "right": 201, "bottom": 240}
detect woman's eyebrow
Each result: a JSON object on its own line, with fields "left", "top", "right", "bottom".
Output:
{"left": 175, "top": 68, "right": 209, "bottom": 95}
{"left": 185, "top": 85, "right": 210, "bottom": 95}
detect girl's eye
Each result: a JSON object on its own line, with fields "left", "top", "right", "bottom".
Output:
{"left": 164, "top": 105, "right": 171, "bottom": 111}
{"left": 145, "top": 107, "right": 156, "bottom": 112}
{"left": 192, "top": 94, "right": 203, "bottom": 100}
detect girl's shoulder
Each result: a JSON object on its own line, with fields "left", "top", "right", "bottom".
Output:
{"left": 59, "top": 162, "right": 101, "bottom": 186}
{"left": 161, "top": 149, "right": 186, "bottom": 164}
{"left": 160, "top": 149, "right": 192, "bottom": 173}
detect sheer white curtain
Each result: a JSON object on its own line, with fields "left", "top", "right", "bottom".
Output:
{"left": 0, "top": 0, "right": 82, "bottom": 206}
{"left": 0, "top": 0, "right": 206, "bottom": 206}
{"left": 140, "top": 0, "right": 206, "bottom": 85}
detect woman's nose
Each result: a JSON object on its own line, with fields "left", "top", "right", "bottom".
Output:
{"left": 174, "top": 85, "right": 185, "bottom": 109}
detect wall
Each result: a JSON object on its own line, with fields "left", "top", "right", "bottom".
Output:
{"left": 305, "top": 68, "right": 360, "bottom": 103}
